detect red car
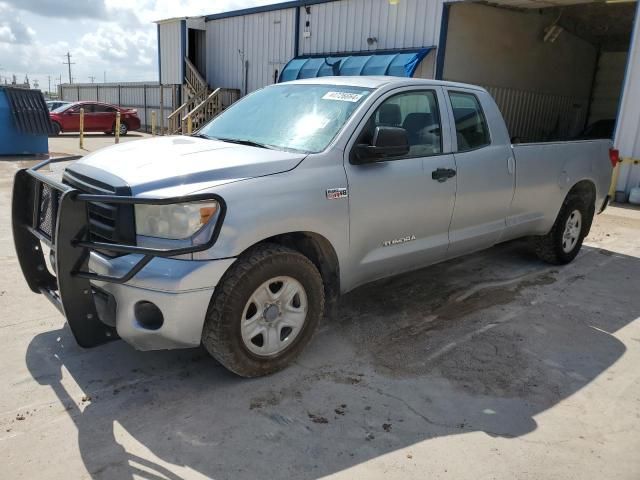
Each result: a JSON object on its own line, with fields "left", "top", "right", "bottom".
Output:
{"left": 49, "top": 101, "right": 141, "bottom": 136}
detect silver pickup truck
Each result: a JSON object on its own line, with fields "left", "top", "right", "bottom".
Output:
{"left": 13, "top": 77, "right": 614, "bottom": 377}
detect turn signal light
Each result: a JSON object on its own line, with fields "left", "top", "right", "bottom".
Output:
{"left": 609, "top": 148, "right": 620, "bottom": 168}
{"left": 200, "top": 206, "right": 217, "bottom": 224}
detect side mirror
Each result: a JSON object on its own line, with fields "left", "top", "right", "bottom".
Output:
{"left": 353, "top": 126, "right": 410, "bottom": 164}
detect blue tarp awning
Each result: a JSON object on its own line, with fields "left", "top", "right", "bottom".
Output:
{"left": 279, "top": 48, "right": 434, "bottom": 83}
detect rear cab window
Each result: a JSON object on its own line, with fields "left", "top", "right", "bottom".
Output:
{"left": 448, "top": 91, "right": 491, "bottom": 152}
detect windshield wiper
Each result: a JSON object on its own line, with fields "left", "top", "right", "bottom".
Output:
{"left": 213, "top": 137, "right": 273, "bottom": 149}
{"left": 191, "top": 133, "right": 211, "bottom": 139}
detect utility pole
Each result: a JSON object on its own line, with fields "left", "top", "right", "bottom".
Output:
{"left": 89, "top": 75, "right": 95, "bottom": 83}
{"left": 63, "top": 52, "right": 75, "bottom": 84}
{"left": 103, "top": 71, "right": 106, "bottom": 83}
{"left": 47, "top": 75, "right": 51, "bottom": 94}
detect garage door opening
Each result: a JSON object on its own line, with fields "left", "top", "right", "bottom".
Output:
{"left": 440, "top": 1, "right": 638, "bottom": 144}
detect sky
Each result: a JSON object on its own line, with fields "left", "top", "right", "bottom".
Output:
{"left": 0, "top": 0, "right": 289, "bottom": 92}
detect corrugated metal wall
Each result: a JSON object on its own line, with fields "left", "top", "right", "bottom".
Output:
{"left": 206, "top": 16, "right": 245, "bottom": 92}
{"left": 205, "top": 0, "right": 443, "bottom": 93}
{"left": 159, "top": 21, "right": 184, "bottom": 85}
{"left": 59, "top": 83, "right": 177, "bottom": 131}
{"left": 206, "top": 8, "right": 296, "bottom": 93}
{"left": 486, "top": 85, "right": 588, "bottom": 142}
{"left": 615, "top": 2, "right": 640, "bottom": 194}
{"left": 245, "top": 9, "right": 297, "bottom": 92}
{"left": 298, "top": 0, "right": 444, "bottom": 55}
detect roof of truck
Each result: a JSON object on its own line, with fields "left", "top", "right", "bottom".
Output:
{"left": 278, "top": 76, "right": 487, "bottom": 92}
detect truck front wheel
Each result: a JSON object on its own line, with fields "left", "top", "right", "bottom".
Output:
{"left": 202, "top": 244, "right": 325, "bottom": 377}
{"left": 532, "top": 194, "right": 591, "bottom": 265}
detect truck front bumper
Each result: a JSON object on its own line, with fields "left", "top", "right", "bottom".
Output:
{"left": 90, "top": 253, "right": 235, "bottom": 350}
{"left": 12, "top": 157, "right": 228, "bottom": 350}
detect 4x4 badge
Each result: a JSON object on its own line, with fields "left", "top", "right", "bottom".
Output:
{"left": 326, "top": 188, "right": 348, "bottom": 200}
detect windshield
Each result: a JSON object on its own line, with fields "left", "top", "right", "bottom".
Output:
{"left": 52, "top": 103, "right": 73, "bottom": 113}
{"left": 198, "top": 84, "right": 373, "bottom": 153}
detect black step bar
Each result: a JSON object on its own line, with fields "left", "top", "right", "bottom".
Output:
{"left": 12, "top": 156, "right": 226, "bottom": 348}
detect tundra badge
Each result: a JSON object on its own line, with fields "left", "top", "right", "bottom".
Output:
{"left": 383, "top": 235, "right": 416, "bottom": 247}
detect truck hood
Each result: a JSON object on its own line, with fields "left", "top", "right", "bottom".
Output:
{"left": 66, "top": 136, "right": 307, "bottom": 195}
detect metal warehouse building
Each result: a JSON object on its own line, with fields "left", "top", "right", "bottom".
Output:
{"left": 156, "top": 0, "right": 640, "bottom": 200}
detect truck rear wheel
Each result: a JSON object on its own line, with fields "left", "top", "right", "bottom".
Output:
{"left": 532, "top": 194, "right": 591, "bottom": 265}
{"left": 202, "top": 243, "right": 325, "bottom": 377}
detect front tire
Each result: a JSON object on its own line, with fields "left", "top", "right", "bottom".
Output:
{"left": 50, "top": 122, "right": 61, "bottom": 137}
{"left": 532, "top": 194, "right": 591, "bottom": 265}
{"left": 202, "top": 244, "right": 325, "bottom": 377}
{"left": 113, "top": 122, "right": 128, "bottom": 136}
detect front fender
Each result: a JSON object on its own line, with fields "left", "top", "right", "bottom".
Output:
{"left": 193, "top": 161, "right": 350, "bottom": 273}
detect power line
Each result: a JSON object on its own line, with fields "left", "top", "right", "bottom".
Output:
{"left": 63, "top": 52, "right": 75, "bottom": 84}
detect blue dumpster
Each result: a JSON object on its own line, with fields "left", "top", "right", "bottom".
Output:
{"left": 0, "top": 86, "right": 51, "bottom": 155}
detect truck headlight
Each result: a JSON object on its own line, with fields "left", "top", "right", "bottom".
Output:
{"left": 135, "top": 201, "right": 219, "bottom": 240}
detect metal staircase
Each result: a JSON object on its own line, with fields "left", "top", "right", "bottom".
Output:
{"left": 167, "top": 58, "right": 240, "bottom": 135}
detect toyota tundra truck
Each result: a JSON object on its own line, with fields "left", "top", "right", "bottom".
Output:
{"left": 12, "top": 77, "right": 614, "bottom": 377}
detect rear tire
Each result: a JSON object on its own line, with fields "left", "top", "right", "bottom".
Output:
{"left": 532, "top": 194, "right": 591, "bottom": 265}
{"left": 202, "top": 244, "right": 325, "bottom": 377}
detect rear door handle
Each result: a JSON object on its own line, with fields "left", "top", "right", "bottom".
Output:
{"left": 432, "top": 168, "right": 457, "bottom": 182}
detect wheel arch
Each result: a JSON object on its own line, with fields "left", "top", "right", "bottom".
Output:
{"left": 242, "top": 231, "right": 341, "bottom": 316}
{"left": 565, "top": 179, "right": 597, "bottom": 234}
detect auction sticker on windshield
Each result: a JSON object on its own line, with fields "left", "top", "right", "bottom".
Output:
{"left": 322, "top": 91, "right": 364, "bottom": 102}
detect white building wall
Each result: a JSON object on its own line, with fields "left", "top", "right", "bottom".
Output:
{"left": 205, "top": 0, "right": 444, "bottom": 93}
{"left": 244, "top": 8, "right": 297, "bottom": 92}
{"left": 615, "top": 2, "right": 640, "bottom": 194}
{"left": 206, "top": 16, "right": 245, "bottom": 92}
{"left": 298, "top": 0, "right": 444, "bottom": 56}
{"left": 159, "top": 20, "right": 183, "bottom": 85}
{"left": 206, "top": 8, "right": 296, "bottom": 94}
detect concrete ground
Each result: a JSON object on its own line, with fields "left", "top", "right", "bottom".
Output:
{"left": 47, "top": 131, "right": 153, "bottom": 157}
{"left": 0, "top": 149, "right": 639, "bottom": 479}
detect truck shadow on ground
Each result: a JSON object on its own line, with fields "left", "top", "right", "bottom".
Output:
{"left": 24, "top": 241, "right": 639, "bottom": 479}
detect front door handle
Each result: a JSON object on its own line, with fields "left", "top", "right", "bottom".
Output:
{"left": 432, "top": 168, "right": 457, "bottom": 182}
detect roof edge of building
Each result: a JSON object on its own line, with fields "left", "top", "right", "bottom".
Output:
{"left": 202, "top": 0, "right": 339, "bottom": 22}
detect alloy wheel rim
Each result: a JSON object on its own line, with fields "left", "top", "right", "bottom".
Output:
{"left": 240, "top": 276, "right": 308, "bottom": 357}
{"left": 562, "top": 209, "right": 582, "bottom": 253}
{"left": 119, "top": 124, "right": 127, "bottom": 134}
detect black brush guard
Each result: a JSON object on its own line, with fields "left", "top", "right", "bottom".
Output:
{"left": 12, "top": 157, "right": 226, "bottom": 348}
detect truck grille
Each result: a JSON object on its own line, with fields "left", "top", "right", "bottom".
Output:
{"left": 62, "top": 170, "right": 136, "bottom": 248}
{"left": 37, "top": 183, "right": 61, "bottom": 241}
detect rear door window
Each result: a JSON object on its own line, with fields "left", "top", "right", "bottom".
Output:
{"left": 93, "top": 104, "right": 117, "bottom": 113}
{"left": 448, "top": 92, "right": 490, "bottom": 152}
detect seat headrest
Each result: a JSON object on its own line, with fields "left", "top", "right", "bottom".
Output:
{"left": 378, "top": 103, "right": 402, "bottom": 126}
{"left": 403, "top": 112, "right": 434, "bottom": 132}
